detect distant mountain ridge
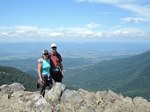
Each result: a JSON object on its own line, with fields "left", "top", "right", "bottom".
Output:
{"left": 0, "top": 50, "right": 150, "bottom": 101}
{"left": 64, "top": 50, "right": 150, "bottom": 101}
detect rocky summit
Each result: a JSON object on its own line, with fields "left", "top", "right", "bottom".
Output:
{"left": 0, "top": 83, "right": 150, "bottom": 112}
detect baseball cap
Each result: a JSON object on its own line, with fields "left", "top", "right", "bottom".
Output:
{"left": 51, "top": 43, "right": 57, "bottom": 48}
{"left": 43, "top": 49, "right": 48, "bottom": 54}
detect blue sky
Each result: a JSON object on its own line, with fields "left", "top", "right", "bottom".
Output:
{"left": 0, "top": 0, "right": 150, "bottom": 43}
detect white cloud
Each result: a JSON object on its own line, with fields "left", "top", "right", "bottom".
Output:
{"left": 48, "top": 32, "right": 62, "bottom": 37}
{"left": 15, "top": 26, "right": 38, "bottom": 32}
{"left": 58, "top": 25, "right": 102, "bottom": 38}
{"left": 119, "top": 3, "right": 150, "bottom": 18}
{"left": 104, "top": 28, "right": 149, "bottom": 39}
{"left": 121, "top": 17, "right": 148, "bottom": 23}
{"left": 85, "top": 22, "right": 101, "bottom": 28}
{"left": 0, "top": 25, "right": 103, "bottom": 41}
{"left": 76, "top": 0, "right": 150, "bottom": 18}
{"left": 0, "top": 25, "right": 149, "bottom": 42}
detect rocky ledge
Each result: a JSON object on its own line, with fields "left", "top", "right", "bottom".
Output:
{"left": 0, "top": 83, "right": 150, "bottom": 112}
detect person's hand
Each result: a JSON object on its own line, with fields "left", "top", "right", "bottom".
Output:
{"left": 39, "top": 78, "right": 45, "bottom": 86}
{"left": 62, "top": 74, "right": 64, "bottom": 78}
{"left": 62, "top": 72, "right": 64, "bottom": 78}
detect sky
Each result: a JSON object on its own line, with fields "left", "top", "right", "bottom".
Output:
{"left": 0, "top": 0, "right": 150, "bottom": 43}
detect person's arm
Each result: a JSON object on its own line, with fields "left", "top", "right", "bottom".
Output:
{"left": 60, "top": 62, "right": 64, "bottom": 77}
{"left": 58, "top": 54, "right": 64, "bottom": 77}
{"left": 38, "top": 59, "right": 44, "bottom": 83}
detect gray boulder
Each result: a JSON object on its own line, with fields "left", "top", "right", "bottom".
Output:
{"left": 0, "top": 82, "right": 150, "bottom": 112}
{"left": 0, "top": 83, "right": 25, "bottom": 93}
{"left": 45, "top": 83, "right": 66, "bottom": 103}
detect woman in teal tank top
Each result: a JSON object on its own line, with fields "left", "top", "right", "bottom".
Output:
{"left": 37, "top": 49, "right": 52, "bottom": 97}
{"left": 41, "top": 58, "right": 50, "bottom": 75}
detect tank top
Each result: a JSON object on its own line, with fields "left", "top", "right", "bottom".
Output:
{"left": 41, "top": 58, "right": 50, "bottom": 75}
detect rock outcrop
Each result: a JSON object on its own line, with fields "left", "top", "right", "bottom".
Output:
{"left": 0, "top": 83, "right": 150, "bottom": 112}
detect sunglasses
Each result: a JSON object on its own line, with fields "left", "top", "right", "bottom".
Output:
{"left": 52, "top": 47, "right": 57, "bottom": 49}
{"left": 44, "top": 53, "right": 49, "bottom": 55}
